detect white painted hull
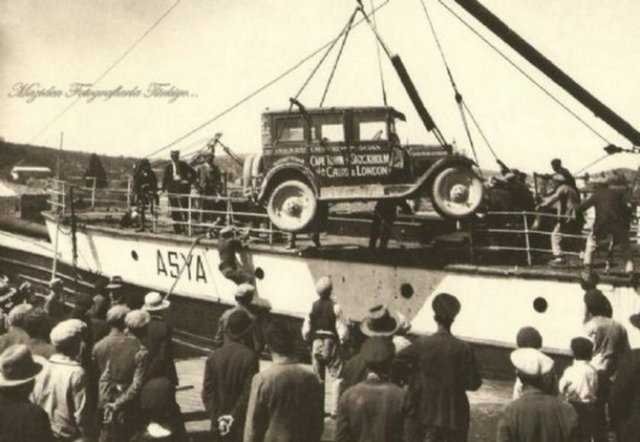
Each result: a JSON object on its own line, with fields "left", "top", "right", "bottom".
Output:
{"left": 41, "top": 218, "right": 640, "bottom": 355}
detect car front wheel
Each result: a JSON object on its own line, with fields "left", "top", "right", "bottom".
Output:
{"left": 267, "top": 179, "right": 318, "bottom": 232}
{"left": 430, "top": 165, "right": 484, "bottom": 219}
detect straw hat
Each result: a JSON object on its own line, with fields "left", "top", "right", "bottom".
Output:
{"left": 361, "top": 305, "right": 401, "bottom": 337}
{"left": 105, "top": 276, "right": 124, "bottom": 291}
{"left": 510, "top": 348, "right": 554, "bottom": 377}
{"left": 142, "top": 292, "right": 170, "bottom": 312}
{"left": 0, "top": 345, "right": 43, "bottom": 388}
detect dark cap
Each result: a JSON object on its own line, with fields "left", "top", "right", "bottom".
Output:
{"left": 432, "top": 293, "right": 461, "bottom": 322}
{"left": 516, "top": 326, "right": 543, "bottom": 349}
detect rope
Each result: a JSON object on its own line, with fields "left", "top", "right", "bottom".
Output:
{"left": 369, "top": 0, "right": 388, "bottom": 106}
{"left": 462, "top": 100, "right": 501, "bottom": 162}
{"left": 320, "top": 10, "right": 357, "bottom": 107}
{"left": 437, "top": 0, "right": 613, "bottom": 146}
{"left": 144, "top": 0, "right": 390, "bottom": 160}
{"left": 29, "top": 0, "right": 183, "bottom": 145}
{"left": 419, "top": 0, "right": 481, "bottom": 168}
{"left": 575, "top": 153, "right": 611, "bottom": 175}
{"left": 165, "top": 234, "right": 205, "bottom": 299}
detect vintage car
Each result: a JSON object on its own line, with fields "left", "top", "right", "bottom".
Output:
{"left": 242, "top": 106, "right": 484, "bottom": 232}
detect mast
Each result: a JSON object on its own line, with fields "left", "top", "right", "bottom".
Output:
{"left": 449, "top": 0, "right": 640, "bottom": 147}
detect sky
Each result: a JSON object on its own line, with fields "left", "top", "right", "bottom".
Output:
{"left": 1, "top": 0, "right": 639, "bottom": 174}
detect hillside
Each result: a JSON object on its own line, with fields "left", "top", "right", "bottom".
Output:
{"left": 0, "top": 141, "right": 243, "bottom": 186}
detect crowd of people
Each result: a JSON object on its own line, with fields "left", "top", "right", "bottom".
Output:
{"left": 2, "top": 269, "right": 640, "bottom": 441}
{"left": 0, "top": 276, "right": 185, "bottom": 442}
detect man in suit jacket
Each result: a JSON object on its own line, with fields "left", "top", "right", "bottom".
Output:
{"left": 161, "top": 150, "right": 197, "bottom": 234}
{"left": 244, "top": 321, "right": 324, "bottom": 442}
{"left": 202, "top": 309, "right": 259, "bottom": 442}
{"left": 141, "top": 292, "right": 187, "bottom": 442}
{"left": 336, "top": 338, "right": 406, "bottom": 442}
{"left": 396, "top": 293, "right": 482, "bottom": 442}
{"left": 609, "top": 312, "right": 640, "bottom": 442}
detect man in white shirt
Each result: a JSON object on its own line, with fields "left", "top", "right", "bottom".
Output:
{"left": 559, "top": 337, "right": 599, "bottom": 442}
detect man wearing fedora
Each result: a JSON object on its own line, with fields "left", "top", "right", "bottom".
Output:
{"left": 105, "top": 275, "right": 127, "bottom": 307}
{"left": 141, "top": 292, "right": 187, "bottom": 442}
{"left": 497, "top": 348, "right": 578, "bottom": 442}
{"left": 0, "top": 344, "right": 53, "bottom": 442}
{"left": 213, "top": 284, "right": 269, "bottom": 354}
{"left": 610, "top": 311, "right": 640, "bottom": 442}
{"left": 340, "top": 305, "right": 404, "bottom": 395}
{"left": 161, "top": 150, "right": 197, "bottom": 234}
{"left": 32, "top": 319, "right": 92, "bottom": 441}
{"left": 202, "top": 309, "right": 259, "bottom": 442}
{"left": 336, "top": 338, "right": 406, "bottom": 442}
{"left": 397, "top": 293, "right": 482, "bottom": 442}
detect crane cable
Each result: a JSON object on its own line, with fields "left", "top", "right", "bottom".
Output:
{"left": 419, "top": 0, "right": 484, "bottom": 169}
{"left": 320, "top": 10, "right": 358, "bottom": 107}
{"left": 436, "top": 0, "right": 613, "bottom": 148}
{"left": 29, "top": 0, "right": 183, "bottom": 145}
{"left": 370, "top": 0, "right": 388, "bottom": 106}
{"left": 144, "top": 0, "right": 390, "bottom": 160}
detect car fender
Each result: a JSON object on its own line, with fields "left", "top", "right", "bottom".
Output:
{"left": 257, "top": 159, "right": 319, "bottom": 203}
{"left": 415, "top": 155, "right": 479, "bottom": 191}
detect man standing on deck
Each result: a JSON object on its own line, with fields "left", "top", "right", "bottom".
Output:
{"left": 369, "top": 199, "right": 412, "bottom": 250}
{"left": 162, "top": 150, "right": 197, "bottom": 234}
{"left": 537, "top": 173, "right": 582, "bottom": 265}
{"left": 550, "top": 158, "right": 578, "bottom": 191}
{"left": 196, "top": 151, "right": 224, "bottom": 224}
{"left": 397, "top": 293, "right": 482, "bottom": 442}
{"left": 576, "top": 176, "right": 634, "bottom": 273}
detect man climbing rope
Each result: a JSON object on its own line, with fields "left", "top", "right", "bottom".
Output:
{"left": 217, "top": 226, "right": 253, "bottom": 285}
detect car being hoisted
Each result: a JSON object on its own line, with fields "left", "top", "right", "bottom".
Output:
{"left": 242, "top": 103, "right": 484, "bottom": 232}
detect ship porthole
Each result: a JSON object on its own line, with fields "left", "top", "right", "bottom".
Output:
{"left": 131, "top": 250, "right": 139, "bottom": 261}
{"left": 400, "top": 283, "right": 414, "bottom": 299}
{"left": 533, "top": 297, "right": 548, "bottom": 313}
{"left": 254, "top": 267, "right": 265, "bottom": 280}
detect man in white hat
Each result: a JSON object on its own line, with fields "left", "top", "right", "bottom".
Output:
{"left": 141, "top": 291, "right": 188, "bottom": 442}
{"left": 497, "top": 348, "right": 578, "bottom": 442}
{"left": 0, "top": 345, "right": 52, "bottom": 442}
{"left": 32, "top": 319, "right": 92, "bottom": 440}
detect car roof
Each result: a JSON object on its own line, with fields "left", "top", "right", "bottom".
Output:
{"left": 262, "top": 106, "right": 406, "bottom": 121}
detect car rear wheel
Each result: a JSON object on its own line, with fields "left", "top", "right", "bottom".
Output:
{"left": 267, "top": 180, "right": 317, "bottom": 232}
{"left": 430, "top": 165, "right": 484, "bottom": 218}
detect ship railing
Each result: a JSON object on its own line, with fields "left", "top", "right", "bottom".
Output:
{"left": 471, "top": 210, "right": 595, "bottom": 266}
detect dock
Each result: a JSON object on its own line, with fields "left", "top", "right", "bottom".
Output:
{"left": 175, "top": 356, "right": 513, "bottom": 442}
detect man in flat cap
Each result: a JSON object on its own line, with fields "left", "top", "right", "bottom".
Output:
{"left": 213, "top": 283, "right": 270, "bottom": 354}
{"left": 497, "top": 348, "right": 578, "bottom": 442}
{"left": 202, "top": 309, "right": 259, "bottom": 442}
{"left": 0, "top": 345, "right": 53, "bottom": 442}
{"left": 397, "top": 293, "right": 482, "bottom": 442}
{"left": 161, "top": 150, "right": 197, "bottom": 234}
{"left": 336, "top": 338, "right": 406, "bottom": 442}
{"left": 32, "top": 319, "right": 92, "bottom": 440}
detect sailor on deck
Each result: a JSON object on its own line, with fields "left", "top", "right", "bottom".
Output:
{"left": 162, "top": 150, "right": 197, "bottom": 234}
{"left": 550, "top": 158, "right": 578, "bottom": 192}
{"left": 195, "top": 151, "right": 224, "bottom": 224}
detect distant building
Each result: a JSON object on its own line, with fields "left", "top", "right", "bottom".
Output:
{"left": 10, "top": 165, "right": 53, "bottom": 183}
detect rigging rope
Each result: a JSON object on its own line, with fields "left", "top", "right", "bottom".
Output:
{"left": 29, "top": 0, "right": 183, "bottom": 145}
{"left": 419, "top": 0, "right": 482, "bottom": 169}
{"left": 369, "top": 0, "right": 388, "bottom": 106}
{"left": 575, "top": 153, "right": 612, "bottom": 175}
{"left": 144, "top": 0, "right": 390, "bottom": 160}
{"left": 436, "top": 0, "right": 613, "bottom": 147}
{"left": 320, "top": 10, "right": 357, "bottom": 107}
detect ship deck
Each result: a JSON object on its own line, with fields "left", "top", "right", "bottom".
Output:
{"left": 55, "top": 208, "right": 640, "bottom": 286}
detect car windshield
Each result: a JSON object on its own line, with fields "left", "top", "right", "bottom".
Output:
{"left": 358, "top": 118, "right": 388, "bottom": 142}
{"left": 275, "top": 118, "right": 305, "bottom": 143}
